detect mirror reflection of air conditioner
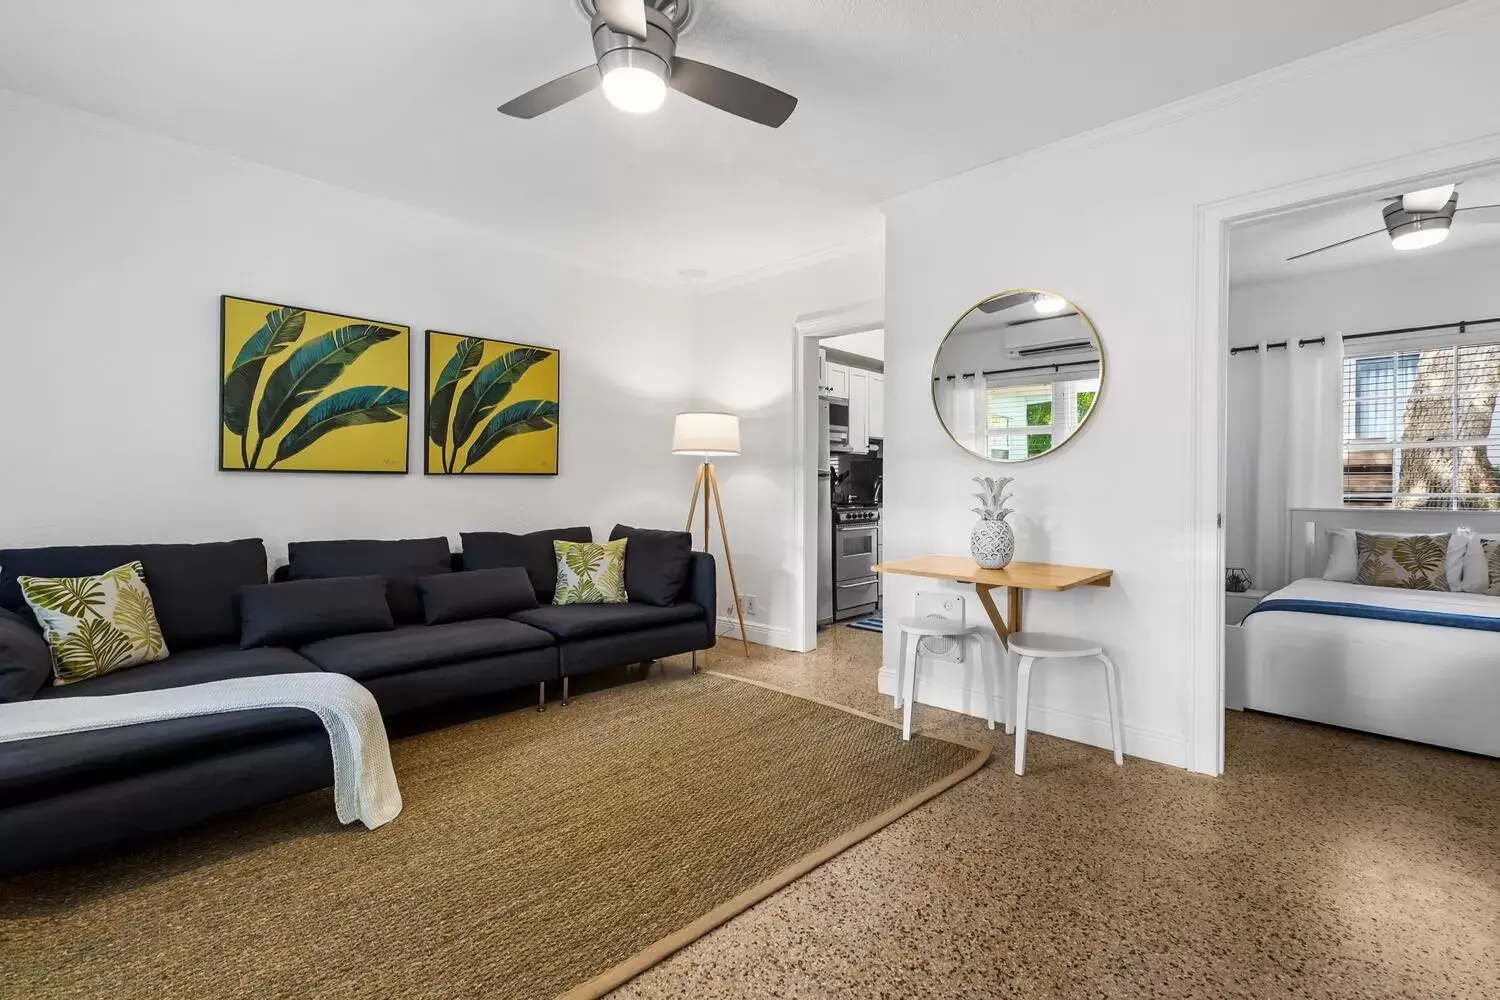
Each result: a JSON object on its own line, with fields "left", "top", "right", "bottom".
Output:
{"left": 1008, "top": 339, "right": 1094, "bottom": 360}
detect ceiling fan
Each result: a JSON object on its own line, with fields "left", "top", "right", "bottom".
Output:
{"left": 497, "top": 0, "right": 797, "bottom": 128}
{"left": 1287, "top": 183, "right": 1500, "bottom": 261}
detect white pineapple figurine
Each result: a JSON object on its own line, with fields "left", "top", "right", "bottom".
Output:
{"left": 969, "top": 476, "right": 1016, "bottom": 569}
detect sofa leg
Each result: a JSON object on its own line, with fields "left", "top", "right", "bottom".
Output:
{"left": 537, "top": 680, "right": 546, "bottom": 712}
{"left": 691, "top": 650, "right": 700, "bottom": 674}
{"left": 561, "top": 676, "right": 571, "bottom": 707}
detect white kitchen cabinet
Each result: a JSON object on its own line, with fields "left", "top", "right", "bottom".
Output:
{"left": 848, "top": 368, "right": 870, "bottom": 454}
{"left": 826, "top": 361, "right": 849, "bottom": 400}
{"left": 869, "top": 374, "right": 884, "bottom": 440}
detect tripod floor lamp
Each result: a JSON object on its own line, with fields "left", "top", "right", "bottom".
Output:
{"left": 673, "top": 412, "right": 750, "bottom": 657}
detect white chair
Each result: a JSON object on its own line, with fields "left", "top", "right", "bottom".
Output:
{"left": 894, "top": 617, "right": 1008, "bottom": 741}
{"left": 1009, "top": 632, "right": 1123, "bottom": 775}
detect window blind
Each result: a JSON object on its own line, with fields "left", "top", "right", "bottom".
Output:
{"left": 1341, "top": 342, "right": 1500, "bottom": 509}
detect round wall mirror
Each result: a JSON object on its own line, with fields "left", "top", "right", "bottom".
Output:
{"left": 931, "top": 290, "right": 1103, "bottom": 462}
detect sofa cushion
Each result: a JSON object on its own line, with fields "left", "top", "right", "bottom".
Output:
{"left": 610, "top": 524, "right": 694, "bottom": 607}
{"left": 240, "top": 576, "right": 393, "bottom": 649}
{"left": 417, "top": 567, "right": 539, "bottom": 625}
{"left": 34, "top": 644, "right": 320, "bottom": 699}
{"left": 286, "top": 537, "right": 452, "bottom": 624}
{"left": 552, "top": 539, "right": 628, "bottom": 605}
{"left": 0, "top": 704, "right": 323, "bottom": 805}
{"left": 460, "top": 527, "right": 591, "bottom": 603}
{"left": 509, "top": 601, "right": 704, "bottom": 641}
{"left": 299, "top": 619, "right": 555, "bottom": 681}
{"left": 0, "top": 538, "right": 267, "bottom": 650}
{"left": 0, "top": 607, "right": 52, "bottom": 703}
{"left": 19, "top": 560, "right": 169, "bottom": 687}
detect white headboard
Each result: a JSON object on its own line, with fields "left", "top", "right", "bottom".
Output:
{"left": 1288, "top": 506, "right": 1500, "bottom": 580}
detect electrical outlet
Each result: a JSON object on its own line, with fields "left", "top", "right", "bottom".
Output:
{"left": 729, "top": 595, "right": 758, "bottom": 619}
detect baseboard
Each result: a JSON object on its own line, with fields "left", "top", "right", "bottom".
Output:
{"left": 877, "top": 669, "right": 1189, "bottom": 770}
{"left": 717, "top": 616, "right": 797, "bottom": 651}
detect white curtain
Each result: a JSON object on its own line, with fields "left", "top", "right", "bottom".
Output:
{"left": 935, "top": 375, "right": 985, "bottom": 454}
{"left": 1235, "top": 338, "right": 1345, "bottom": 591}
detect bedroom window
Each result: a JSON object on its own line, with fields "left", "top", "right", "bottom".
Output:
{"left": 1342, "top": 343, "right": 1500, "bottom": 509}
{"left": 985, "top": 374, "right": 1099, "bottom": 461}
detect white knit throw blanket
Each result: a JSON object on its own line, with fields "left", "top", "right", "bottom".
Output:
{"left": 0, "top": 673, "right": 402, "bottom": 829}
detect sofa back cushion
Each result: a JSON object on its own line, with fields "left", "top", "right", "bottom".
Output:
{"left": 460, "top": 527, "right": 591, "bottom": 604}
{"left": 240, "top": 576, "right": 394, "bottom": 648}
{"left": 0, "top": 607, "right": 53, "bottom": 702}
{"left": 609, "top": 525, "right": 694, "bottom": 607}
{"left": 417, "top": 568, "right": 539, "bottom": 625}
{"left": 286, "top": 537, "right": 451, "bottom": 624}
{"left": 0, "top": 538, "right": 267, "bottom": 651}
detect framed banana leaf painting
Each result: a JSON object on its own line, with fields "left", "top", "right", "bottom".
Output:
{"left": 425, "top": 332, "right": 560, "bottom": 475}
{"left": 220, "top": 295, "right": 410, "bottom": 473}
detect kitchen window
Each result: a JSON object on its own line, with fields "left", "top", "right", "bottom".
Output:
{"left": 1341, "top": 342, "right": 1500, "bottom": 509}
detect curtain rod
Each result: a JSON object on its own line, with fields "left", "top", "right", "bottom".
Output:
{"left": 932, "top": 359, "right": 1099, "bottom": 381}
{"left": 1231, "top": 316, "right": 1500, "bottom": 356}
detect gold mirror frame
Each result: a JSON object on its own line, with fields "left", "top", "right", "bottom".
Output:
{"left": 930, "top": 288, "right": 1105, "bottom": 463}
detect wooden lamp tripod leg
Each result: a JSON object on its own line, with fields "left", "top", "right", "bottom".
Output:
{"left": 684, "top": 462, "right": 706, "bottom": 533}
{"left": 707, "top": 463, "right": 751, "bottom": 658}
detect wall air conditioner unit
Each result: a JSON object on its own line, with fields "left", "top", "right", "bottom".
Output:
{"left": 1008, "top": 339, "right": 1094, "bottom": 360}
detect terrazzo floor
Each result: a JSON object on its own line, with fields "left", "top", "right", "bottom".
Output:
{"left": 614, "top": 625, "right": 1500, "bottom": 1000}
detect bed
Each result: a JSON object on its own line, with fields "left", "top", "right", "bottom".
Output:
{"left": 1237, "top": 507, "right": 1500, "bottom": 758}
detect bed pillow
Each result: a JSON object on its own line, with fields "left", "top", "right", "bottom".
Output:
{"left": 1475, "top": 536, "right": 1500, "bottom": 597}
{"left": 1324, "top": 528, "right": 1466, "bottom": 591}
{"left": 1353, "top": 532, "right": 1450, "bottom": 591}
{"left": 1459, "top": 532, "right": 1498, "bottom": 594}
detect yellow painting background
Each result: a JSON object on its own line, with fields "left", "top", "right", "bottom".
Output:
{"left": 427, "top": 332, "right": 559, "bottom": 475}
{"left": 221, "top": 296, "right": 409, "bottom": 472}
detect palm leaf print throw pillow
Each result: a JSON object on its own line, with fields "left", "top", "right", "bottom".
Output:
{"left": 19, "top": 560, "right": 169, "bottom": 684}
{"left": 1480, "top": 537, "right": 1500, "bottom": 597}
{"left": 553, "top": 539, "right": 628, "bottom": 605}
{"left": 1354, "top": 532, "right": 1449, "bottom": 591}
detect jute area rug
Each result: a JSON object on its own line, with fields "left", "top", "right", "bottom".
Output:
{"left": 0, "top": 671, "right": 987, "bottom": 1000}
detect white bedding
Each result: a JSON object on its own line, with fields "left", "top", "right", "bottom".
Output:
{"left": 1240, "top": 578, "right": 1500, "bottom": 757}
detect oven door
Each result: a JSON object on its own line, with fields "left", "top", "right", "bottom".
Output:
{"left": 834, "top": 523, "right": 878, "bottom": 582}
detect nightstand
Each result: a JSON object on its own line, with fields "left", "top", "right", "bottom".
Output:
{"left": 1224, "top": 589, "right": 1269, "bottom": 626}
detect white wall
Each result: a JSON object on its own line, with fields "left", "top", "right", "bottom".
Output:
{"left": 881, "top": 1, "right": 1500, "bottom": 770}
{"left": 1225, "top": 240, "right": 1500, "bottom": 572}
{"left": 0, "top": 91, "right": 696, "bottom": 562}
{"left": 688, "top": 249, "right": 884, "bottom": 644}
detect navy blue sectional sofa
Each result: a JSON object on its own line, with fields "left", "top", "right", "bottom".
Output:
{"left": 0, "top": 529, "right": 715, "bottom": 876}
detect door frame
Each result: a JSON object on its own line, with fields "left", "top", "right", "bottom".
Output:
{"left": 1189, "top": 134, "right": 1500, "bottom": 775}
{"left": 790, "top": 300, "right": 884, "bottom": 652}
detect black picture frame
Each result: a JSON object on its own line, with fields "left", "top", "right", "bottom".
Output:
{"left": 422, "top": 329, "right": 561, "bottom": 477}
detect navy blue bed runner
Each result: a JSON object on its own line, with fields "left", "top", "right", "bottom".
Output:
{"left": 1245, "top": 599, "right": 1500, "bottom": 633}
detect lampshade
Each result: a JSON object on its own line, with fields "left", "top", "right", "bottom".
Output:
{"left": 672, "top": 412, "right": 741, "bottom": 456}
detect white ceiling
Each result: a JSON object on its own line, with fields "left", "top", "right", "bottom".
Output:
{"left": 1231, "top": 170, "right": 1500, "bottom": 286}
{"left": 0, "top": 0, "right": 1466, "bottom": 286}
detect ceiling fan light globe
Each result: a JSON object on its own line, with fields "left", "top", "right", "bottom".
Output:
{"left": 1032, "top": 293, "right": 1067, "bottom": 315}
{"left": 602, "top": 64, "right": 666, "bottom": 113}
{"left": 1390, "top": 225, "right": 1450, "bottom": 252}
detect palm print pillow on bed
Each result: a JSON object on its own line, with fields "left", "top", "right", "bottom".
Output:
{"left": 1354, "top": 532, "right": 1450, "bottom": 591}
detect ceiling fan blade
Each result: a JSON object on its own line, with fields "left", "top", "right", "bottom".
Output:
{"left": 1456, "top": 204, "right": 1500, "bottom": 223}
{"left": 1285, "top": 229, "right": 1386, "bottom": 262}
{"left": 596, "top": 0, "right": 649, "bottom": 40}
{"left": 497, "top": 66, "right": 600, "bottom": 119}
{"left": 669, "top": 57, "right": 797, "bottom": 128}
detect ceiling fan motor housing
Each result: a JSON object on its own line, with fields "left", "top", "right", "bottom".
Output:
{"left": 592, "top": 7, "right": 678, "bottom": 84}
{"left": 1383, "top": 192, "right": 1458, "bottom": 245}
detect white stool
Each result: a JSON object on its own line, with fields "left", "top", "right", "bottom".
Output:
{"left": 1009, "top": 631, "right": 1123, "bottom": 775}
{"left": 894, "top": 617, "right": 1007, "bottom": 741}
